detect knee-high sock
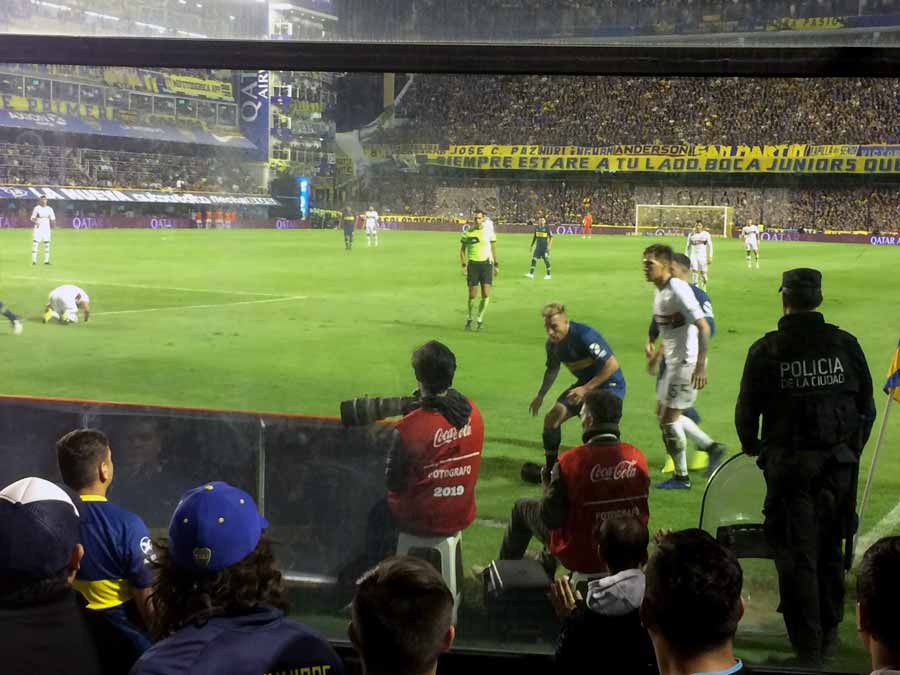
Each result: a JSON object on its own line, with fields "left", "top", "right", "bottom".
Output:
{"left": 679, "top": 415, "right": 713, "bottom": 450}
{"left": 467, "top": 297, "right": 476, "bottom": 321}
{"left": 544, "top": 255, "right": 551, "bottom": 274}
{"left": 1, "top": 305, "right": 19, "bottom": 322}
{"left": 477, "top": 296, "right": 490, "bottom": 322}
{"left": 32, "top": 241, "right": 38, "bottom": 264}
{"left": 43, "top": 242, "right": 50, "bottom": 263}
{"left": 542, "top": 427, "right": 561, "bottom": 469}
{"left": 662, "top": 419, "right": 688, "bottom": 477}
{"left": 529, "top": 257, "right": 537, "bottom": 275}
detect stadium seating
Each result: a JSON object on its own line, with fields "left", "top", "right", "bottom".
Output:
{"left": 358, "top": 177, "right": 900, "bottom": 233}
{"left": 392, "top": 76, "right": 900, "bottom": 147}
{"left": 0, "top": 142, "right": 262, "bottom": 193}
{"left": 341, "top": 0, "right": 900, "bottom": 41}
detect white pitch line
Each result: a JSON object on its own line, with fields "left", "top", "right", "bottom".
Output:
{"left": 8, "top": 275, "right": 287, "bottom": 298}
{"left": 95, "top": 295, "right": 307, "bottom": 316}
{"left": 857, "top": 500, "right": 900, "bottom": 561}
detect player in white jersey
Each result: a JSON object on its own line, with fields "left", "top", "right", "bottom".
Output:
{"left": 684, "top": 220, "right": 713, "bottom": 290}
{"left": 741, "top": 219, "right": 760, "bottom": 269}
{"left": 44, "top": 284, "right": 90, "bottom": 324}
{"left": 30, "top": 196, "right": 55, "bottom": 265}
{"left": 643, "top": 244, "right": 712, "bottom": 490}
{"left": 364, "top": 207, "right": 380, "bottom": 247}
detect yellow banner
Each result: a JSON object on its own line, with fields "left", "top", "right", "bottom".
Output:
{"left": 163, "top": 74, "right": 234, "bottom": 101}
{"left": 412, "top": 144, "right": 900, "bottom": 174}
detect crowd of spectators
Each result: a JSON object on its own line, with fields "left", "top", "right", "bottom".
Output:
{"left": 4, "top": 441, "right": 897, "bottom": 675}
{"left": 341, "top": 0, "right": 899, "bottom": 41}
{"left": 358, "top": 177, "right": 900, "bottom": 232}
{"left": 0, "top": 142, "right": 263, "bottom": 193}
{"left": 394, "top": 76, "right": 900, "bottom": 147}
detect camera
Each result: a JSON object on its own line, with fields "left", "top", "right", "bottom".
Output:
{"left": 340, "top": 395, "right": 420, "bottom": 426}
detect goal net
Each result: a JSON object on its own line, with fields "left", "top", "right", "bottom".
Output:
{"left": 635, "top": 204, "right": 733, "bottom": 238}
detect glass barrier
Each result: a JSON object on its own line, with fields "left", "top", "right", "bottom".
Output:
{"left": 1, "top": 0, "right": 899, "bottom": 45}
{"left": 1, "top": 63, "right": 899, "bottom": 674}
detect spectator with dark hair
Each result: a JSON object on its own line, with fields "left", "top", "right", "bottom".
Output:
{"left": 489, "top": 389, "right": 649, "bottom": 577}
{"left": 550, "top": 516, "right": 657, "bottom": 674}
{"left": 364, "top": 340, "right": 484, "bottom": 567}
{"left": 57, "top": 427, "right": 155, "bottom": 666}
{"left": 350, "top": 556, "right": 454, "bottom": 675}
{"left": 131, "top": 481, "right": 344, "bottom": 675}
{"left": 0, "top": 476, "right": 128, "bottom": 675}
{"left": 641, "top": 529, "right": 744, "bottom": 675}
{"left": 857, "top": 536, "right": 900, "bottom": 675}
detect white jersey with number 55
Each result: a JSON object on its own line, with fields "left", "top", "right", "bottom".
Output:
{"left": 652, "top": 277, "right": 705, "bottom": 365}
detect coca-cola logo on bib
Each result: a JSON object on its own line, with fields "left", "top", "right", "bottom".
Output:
{"left": 433, "top": 423, "right": 472, "bottom": 448}
{"left": 590, "top": 460, "right": 638, "bottom": 482}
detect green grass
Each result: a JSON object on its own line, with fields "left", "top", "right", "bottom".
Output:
{"left": 2, "top": 228, "right": 898, "bottom": 668}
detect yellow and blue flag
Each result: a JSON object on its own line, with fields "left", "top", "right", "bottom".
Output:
{"left": 886, "top": 338, "right": 900, "bottom": 403}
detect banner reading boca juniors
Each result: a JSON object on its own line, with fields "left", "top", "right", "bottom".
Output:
{"left": 395, "top": 143, "right": 900, "bottom": 174}
{"left": 237, "top": 71, "right": 270, "bottom": 162}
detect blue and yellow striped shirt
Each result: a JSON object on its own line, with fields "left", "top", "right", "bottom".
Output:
{"left": 73, "top": 495, "right": 154, "bottom": 610}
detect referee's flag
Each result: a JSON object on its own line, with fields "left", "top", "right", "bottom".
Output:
{"left": 886, "top": 338, "right": 900, "bottom": 403}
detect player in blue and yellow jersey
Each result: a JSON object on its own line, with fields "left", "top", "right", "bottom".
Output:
{"left": 525, "top": 217, "right": 553, "bottom": 279}
{"left": 646, "top": 253, "right": 726, "bottom": 476}
{"left": 0, "top": 298, "right": 23, "bottom": 334}
{"left": 56, "top": 428, "right": 155, "bottom": 669}
{"left": 524, "top": 303, "right": 626, "bottom": 482}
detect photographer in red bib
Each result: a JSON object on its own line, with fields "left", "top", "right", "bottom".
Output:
{"left": 362, "top": 341, "right": 485, "bottom": 567}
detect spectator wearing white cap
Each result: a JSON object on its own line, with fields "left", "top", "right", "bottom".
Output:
{"left": 0, "top": 476, "right": 128, "bottom": 675}
{"left": 131, "top": 481, "right": 345, "bottom": 675}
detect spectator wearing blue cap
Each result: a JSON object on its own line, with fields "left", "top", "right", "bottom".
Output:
{"left": 131, "top": 481, "right": 345, "bottom": 675}
{"left": 0, "top": 476, "right": 128, "bottom": 675}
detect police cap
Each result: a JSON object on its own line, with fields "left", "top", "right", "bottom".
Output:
{"left": 779, "top": 268, "right": 822, "bottom": 293}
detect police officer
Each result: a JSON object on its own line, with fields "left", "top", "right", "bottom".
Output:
{"left": 735, "top": 268, "right": 875, "bottom": 666}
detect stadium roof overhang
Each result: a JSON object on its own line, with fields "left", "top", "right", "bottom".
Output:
{"left": 0, "top": 109, "right": 257, "bottom": 151}
{"left": 0, "top": 185, "right": 279, "bottom": 206}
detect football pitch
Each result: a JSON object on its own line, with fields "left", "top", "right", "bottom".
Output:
{"left": 2, "top": 228, "right": 899, "bottom": 665}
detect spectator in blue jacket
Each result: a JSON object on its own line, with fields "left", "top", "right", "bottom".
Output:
{"left": 130, "top": 481, "right": 344, "bottom": 675}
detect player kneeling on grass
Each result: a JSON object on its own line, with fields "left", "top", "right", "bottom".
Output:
{"left": 642, "top": 244, "right": 711, "bottom": 490}
{"left": 1, "top": 299, "right": 23, "bottom": 334}
{"left": 44, "top": 284, "right": 90, "bottom": 324}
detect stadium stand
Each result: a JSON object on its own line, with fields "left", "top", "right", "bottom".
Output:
{"left": 390, "top": 77, "right": 900, "bottom": 146}
{"left": 0, "top": 64, "right": 240, "bottom": 132}
{"left": 341, "top": 0, "right": 900, "bottom": 40}
{"left": 0, "top": 142, "right": 261, "bottom": 193}
{"left": 2, "top": 0, "right": 266, "bottom": 39}
{"left": 358, "top": 178, "right": 900, "bottom": 233}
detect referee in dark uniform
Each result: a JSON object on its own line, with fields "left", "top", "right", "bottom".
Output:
{"left": 735, "top": 268, "right": 876, "bottom": 666}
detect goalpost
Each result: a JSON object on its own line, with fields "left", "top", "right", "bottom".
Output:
{"left": 634, "top": 204, "right": 733, "bottom": 238}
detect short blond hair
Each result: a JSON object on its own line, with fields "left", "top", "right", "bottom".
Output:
{"left": 542, "top": 303, "right": 566, "bottom": 320}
